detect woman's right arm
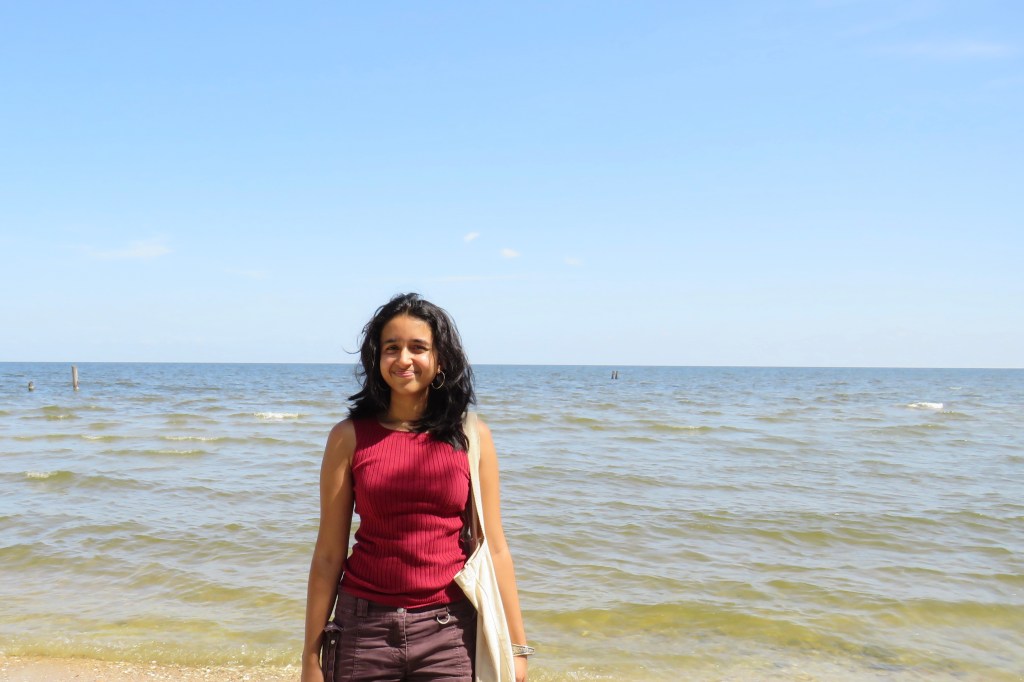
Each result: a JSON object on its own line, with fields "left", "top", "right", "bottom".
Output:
{"left": 301, "top": 420, "right": 356, "bottom": 682}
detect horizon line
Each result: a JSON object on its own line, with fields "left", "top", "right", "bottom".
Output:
{"left": 1, "top": 360, "right": 1021, "bottom": 370}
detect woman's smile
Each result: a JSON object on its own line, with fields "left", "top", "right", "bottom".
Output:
{"left": 379, "top": 314, "right": 440, "bottom": 395}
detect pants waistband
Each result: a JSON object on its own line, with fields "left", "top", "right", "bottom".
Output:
{"left": 336, "top": 592, "right": 467, "bottom": 617}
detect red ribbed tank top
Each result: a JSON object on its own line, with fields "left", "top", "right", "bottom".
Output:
{"left": 340, "top": 419, "right": 470, "bottom": 607}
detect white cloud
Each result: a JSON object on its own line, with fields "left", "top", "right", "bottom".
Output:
{"left": 565, "top": 257, "right": 583, "bottom": 267}
{"left": 464, "top": 232, "right": 480, "bottom": 242}
{"left": 430, "top": 274, "right": 528, "bottom": 283}
{"left": 501, "top": 248, "right": 520, "bottom": 258}
{"left": 225, "top": 268, "right": 268, "bottom": 280}
{"left": 876, "top": 40, "right": 1016, "bottom": 60}
{"left": 82, "top": 237, "right": 171, "bottom": 261}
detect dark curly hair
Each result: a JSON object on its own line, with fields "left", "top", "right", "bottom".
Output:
{"left": 348, "top": 293, "right": 476, "bottom": 451}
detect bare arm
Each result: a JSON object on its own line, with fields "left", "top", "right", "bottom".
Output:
{"left": 477, "top": 419, "right": 529, "bottom": 681}
{"left": 301, "top": 420, "right": 356, "bottom": 682}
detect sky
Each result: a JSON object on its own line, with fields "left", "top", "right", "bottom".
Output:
{"left": 1, "top": 1, "right": 1021, "bottom": 367}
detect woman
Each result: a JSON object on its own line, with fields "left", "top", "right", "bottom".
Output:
{"left": 302, "top": 293, "right": 529, "bottom": 682}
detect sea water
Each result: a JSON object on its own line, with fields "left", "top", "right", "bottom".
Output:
{"left": 0, "top": 363, "right": 1021, "bottom": 680}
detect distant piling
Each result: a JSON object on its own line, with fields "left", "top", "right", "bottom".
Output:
{"left": 611, "top": 370, "right": 619, "bottom": 380}
{"left": 72, "top": 365, "right": 79, "bottom": 391}
{"left": 27, "top": 381, "right": 35, "bottom": 391}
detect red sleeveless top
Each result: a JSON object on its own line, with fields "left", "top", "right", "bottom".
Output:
{"left": 340, "top": 419, "right": 470, "bottom": 607}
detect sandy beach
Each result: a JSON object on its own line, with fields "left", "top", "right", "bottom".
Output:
{"left": 0, "top": 656, "right": 297, "bottom": 682}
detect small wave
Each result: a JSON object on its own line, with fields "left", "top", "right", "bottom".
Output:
{"left": 22, "top": 412, "right": 80, "bottom": 421}
{"left": 164, "top": 412, "right": 218, "bottom": 423}
{"left": 940, "top": 410, "right": 971, "bottom": 419}
{"left": 162, "top": 435, "right": 225, "bottom": 442}
{"left": 659, "top": 423, "right": 712, "bottom": 432}
{"left": 254, "top": 412, "right": 300, "bottom": 420}
{"left": 872, "top": 422, "right": 950, "bottom": 435}
{"left": 754, "top": 415, "right": 793, "bottom": 423}
{"left": 291, "top": 399, "right": 332, "bottom": 407}
{"left": 82, "top": 434, "right": 125, "bottom": 441}
{"left": 25, "top": 470, "right": 74, "bottom": 482}
{"left": 85, "top": 421, "right": 121, "bottom": 430}
{"left": 77, "top": 474, "right": 149, "bottom": 491}
{"left": 563, "top": 415, "right": 603, "bottom": 427}
{"left": 14, "top": 433, "right": 77, "bottom": 441}
{"left": 102, "top": 448, "right": 207, "bottom": 457}
{"left": 631, "top": 419, "right": 712, "bottom": 433}
{"left": 907, "top": 402, "right": 943, "bottom": 410}
{"left": 615, "top": 435, "right": 660, "bottom": 443}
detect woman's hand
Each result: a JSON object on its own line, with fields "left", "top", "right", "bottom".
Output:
{"left": 300, "top": 659, "right": 325, "bottom": 682}
{"left": 515, "top": 655, "right": 528, "bottom": 682}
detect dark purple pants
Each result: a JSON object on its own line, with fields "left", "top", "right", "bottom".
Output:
{"left": 325, "top": 593, "right": 476, "bottom": 682}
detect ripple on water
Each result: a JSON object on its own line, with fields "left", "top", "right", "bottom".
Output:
{"left": 101, "top": 447, "right": 209, "bottom": 457}
{"left": 14, "top": 469, "right": 153, "bottom": 492}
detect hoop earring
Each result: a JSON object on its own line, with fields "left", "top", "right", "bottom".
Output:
{"left": 431, "top": 370, "right": 446, "bottom": 390}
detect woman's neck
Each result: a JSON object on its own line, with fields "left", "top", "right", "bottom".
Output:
{"left": 383, "top": 394, "right": 428, "bottom": 425}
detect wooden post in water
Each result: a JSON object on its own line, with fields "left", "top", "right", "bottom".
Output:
{"left": 27, "top": 381, "right": 35, "bottom": 391}
{"left": 72, "top": 365, "right": 79, "bottom": 391}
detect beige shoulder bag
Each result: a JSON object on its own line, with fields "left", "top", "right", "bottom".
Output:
{"left": 454, "top": 412, "right": 515, "bottom": 682}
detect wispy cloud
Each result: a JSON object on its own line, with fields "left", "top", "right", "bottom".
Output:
{"left": 985, "top": 74, "right": 1024, "bottom": 89}
{"left": 829, "top": 2, "right": 942, "bottom": 38}
{"left": 225, "top": 268, "right": 267, "bottom": 280}
{"left": 501, "top": 248, "right": 520, "bottom": 258}
{"left": 429, "top": 274, "right": 529, "bottom": 283}
{"left": 565, "top": 257, "right": 583, "bottom": 267}
{"left": 81, "top": 237, "right": 171, "bottom": 261}
{"left": 464, "top": 232, "right": 480, "bottom": 242}
{"left": 876, "top": 40, "right": 1017, "bottom": 60}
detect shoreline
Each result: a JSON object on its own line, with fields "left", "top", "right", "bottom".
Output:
{"left": 2, "top": 654, "right": 1012, "bottom": 682}
{"left": 0, "top": 656, "right": 297, "bottom": 682}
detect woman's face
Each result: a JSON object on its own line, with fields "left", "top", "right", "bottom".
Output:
{"left": 379, "top": 314, "right": 441, "bottom": 397}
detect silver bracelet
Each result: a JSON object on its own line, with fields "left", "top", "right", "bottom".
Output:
{"left": 511, "top": 644, "right": 535, "bottom": 657}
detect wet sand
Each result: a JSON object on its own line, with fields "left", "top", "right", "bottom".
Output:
{"left": 0, "top": 656, "right": 297, "bottom": 682}
{"left": 3, "top": 654, "right": 1005, "bottom": 682}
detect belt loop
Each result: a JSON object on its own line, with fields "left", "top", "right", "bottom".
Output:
{"left": 356, "top": 598, "right": 368, "bottom": 617}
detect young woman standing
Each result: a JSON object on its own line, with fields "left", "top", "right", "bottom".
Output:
{"left": 302, "top": 293, "right": 529, "bottom": 682}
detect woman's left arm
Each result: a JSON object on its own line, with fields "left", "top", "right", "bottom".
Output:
{"left": 477, "top": 418, "right": 529, "bottom": 682}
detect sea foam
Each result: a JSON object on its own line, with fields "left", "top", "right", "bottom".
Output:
{"left": 25, "top": 470, "right": 71, "bottom": 481}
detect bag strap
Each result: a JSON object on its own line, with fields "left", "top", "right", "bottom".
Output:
{"left": 463, "top": 412, "right": 485, "bottom": 541}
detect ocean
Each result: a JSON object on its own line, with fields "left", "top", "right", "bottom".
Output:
{"left": 1, "top": 363, "right": 1021, "bottom": 681}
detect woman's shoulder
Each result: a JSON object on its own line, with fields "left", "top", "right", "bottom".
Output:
{"left": 325, "top": 419, "right": 358, "bottom": 462}
{"left": 329, "top": 417, "right": 357, "bottom": 436}
{"left": 468, "top": 412, "right": 493, "bottom": 439}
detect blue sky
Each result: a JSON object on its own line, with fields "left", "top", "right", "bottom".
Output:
{"left": 1, "top": 1, "right": 1021, "bottom": 366}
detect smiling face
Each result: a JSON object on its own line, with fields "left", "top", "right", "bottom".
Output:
{"left": 379, "top": 314, "right": 441, "bottom": 398}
